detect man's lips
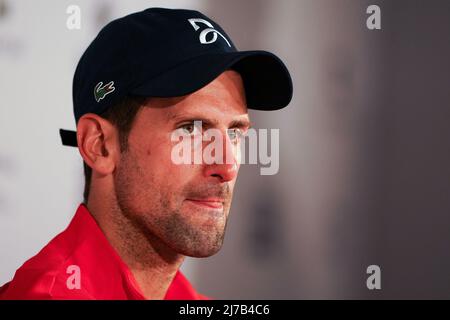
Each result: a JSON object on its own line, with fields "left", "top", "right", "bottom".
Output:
{"left": 185, "top": 198, "right": 224, "bottom": 209}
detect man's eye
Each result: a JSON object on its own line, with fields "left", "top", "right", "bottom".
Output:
{"left": 227, "top": 128, "right": 244, "bottom": 143}
{"left": 179, "top": 121, "right": 202, "bottom": 136}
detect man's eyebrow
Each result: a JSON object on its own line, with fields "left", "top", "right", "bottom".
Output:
{"left": 168, "top": 112, "right": 251, "bottom": 128}
{"left": 229, "top": 118, "right": 252, "bottom": 129}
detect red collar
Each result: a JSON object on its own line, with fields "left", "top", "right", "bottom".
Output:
{"left": 1, "top": 204, "right": 207, "bottom": 300}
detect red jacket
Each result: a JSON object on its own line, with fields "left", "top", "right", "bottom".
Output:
{"left": 0, "top": 204, "right": 207, "bottom": 300}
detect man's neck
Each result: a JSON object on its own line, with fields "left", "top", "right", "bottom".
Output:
{"left": 86, "top": 199, "right": 185, "bottom": 300}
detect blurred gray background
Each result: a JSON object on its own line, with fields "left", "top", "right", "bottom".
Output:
{"left": 1, "top": 0, "right": 449, "bottom": 299}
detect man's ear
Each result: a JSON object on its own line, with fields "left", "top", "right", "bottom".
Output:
{"left": 76, "top": 113, "right": 120, "bottom": 176}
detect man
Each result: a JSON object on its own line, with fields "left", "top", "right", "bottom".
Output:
{"left": 0, "top": 7, "right": 292, "bottom": 299}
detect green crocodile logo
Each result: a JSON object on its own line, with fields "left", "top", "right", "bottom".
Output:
{"left": 94, "top": 81, "right": 115, "bottom": 102}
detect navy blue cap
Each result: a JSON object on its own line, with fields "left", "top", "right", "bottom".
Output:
{"left": 60, "top": 7, "right": 293, "bottom": 147}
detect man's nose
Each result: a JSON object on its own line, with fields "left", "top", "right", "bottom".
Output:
{"left": 203, "top": 134, "right": 239, "bottom": 182}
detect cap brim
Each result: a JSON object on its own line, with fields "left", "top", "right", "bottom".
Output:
{"left": 131, "top": 50, "right": 293, "bottom": 110}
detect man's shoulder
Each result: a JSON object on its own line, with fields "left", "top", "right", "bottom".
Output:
{"left": 0, "top": 269, "right": 93, "bottom": 300}
{"left": 0, "top": 227, "right": 92, "bottom": 300}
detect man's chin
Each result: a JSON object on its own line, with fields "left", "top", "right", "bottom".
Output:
{"left": 182, "top": 244, "right": 224, "bottom": 258}
{"left": 169, "top": 236, "right": 226, "bottom": 258}
{"left": 151, "top": 206, "right": 229, "bottom": 258}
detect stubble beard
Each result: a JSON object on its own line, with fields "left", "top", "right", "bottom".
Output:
{"left": 113, "top": 149, "right": 231, "bottom": 259}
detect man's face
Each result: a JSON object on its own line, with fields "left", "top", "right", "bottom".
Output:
{"left": 113, "top": 70, "right": 249, "bottom": 257}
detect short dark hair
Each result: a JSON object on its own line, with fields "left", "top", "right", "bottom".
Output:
{"left": 82, "top": 96, "right": 147, "bottom": 204}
